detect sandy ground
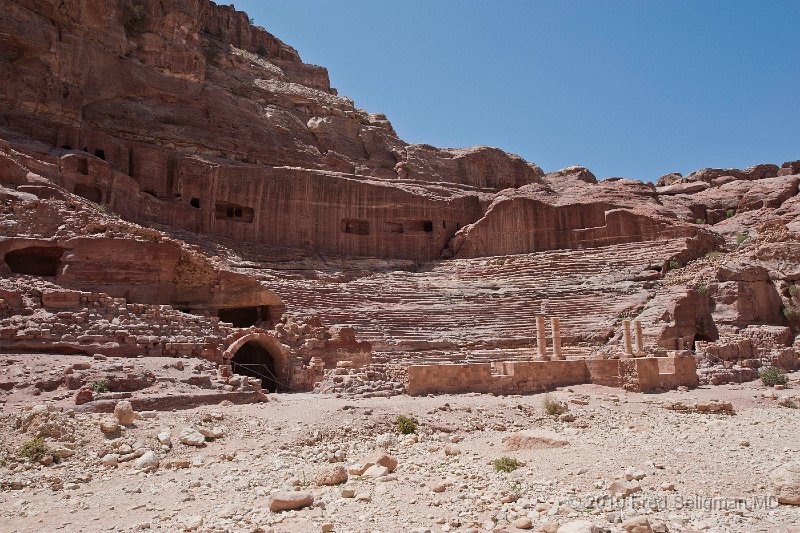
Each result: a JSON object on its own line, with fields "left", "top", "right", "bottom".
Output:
{"left": 2, "top": 379, "right": 800, "bottom": 533}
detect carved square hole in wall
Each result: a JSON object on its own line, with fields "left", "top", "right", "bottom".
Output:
{"left": 189, "top": 197, "right": 200, "bottom": 208}
{"left": 215, "top": 203, "right": 254, "bottom": 223}
{"left": 94, "top": 149, "right": 105, "bottom": 161}
{"left": 404, "top": 220, "right": 434, "bottom": 233}
{"left": 342, "top": 218, "right": 370, "bottom": 235}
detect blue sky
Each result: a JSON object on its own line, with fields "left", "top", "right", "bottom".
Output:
{"left": 231, "top": 1, "right": 800, "bottom": 182}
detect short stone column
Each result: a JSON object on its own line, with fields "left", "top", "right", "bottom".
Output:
{"left": 551, "top": 317, "right": 564, "bottom": 360}
{"left": 634, "top": 319, "right": 644, "bottom": 356}
{"left": 536, "top": 315, "right": 550, "bottom": 360}
{"left": 622, "top": 320, "right": 634, "bottom": 358}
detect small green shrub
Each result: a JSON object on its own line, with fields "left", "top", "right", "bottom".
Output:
{"left": 493, "top": 457, "right": 520, "bottom": 473}
{"left": 395, "top": 415, "right": 417, "bottom": 434}
{"left": 402, "top": 163, "right": 412, "bottom": 173}
{"left": 668, "top": 259, "right": 680, "bottom": 271}
{"left": 204, "top": 436, "right": 215, "bottom": 443}
{"left": 783, "top": 306, "right": 799, "bottom": 321}
{"left": 789, "top": 284, "right": 799, "bottom": 297}
{"left": 542, "top": 394, "right": 567, "bottom": 416}
{"left": 695, "top": 218, "right": 706, "bottom": 225}
{"left": 696, "top": 284, "right": 709, "bottom": 295}
{"left": 725, "top": 209, "right": 736, "bottom": 218}
{"left": 92, "top": 379, "right": 109, "bottom": 393}
{"left": 736, "top": 233, "right": 749, "bottom": 245}
{"left": 248, "top": 16, "right": 255, "bottom": 24}
{"left": 705, "top": 250, "right": 721, "bottom": 259}
{"left": 256, "top": 45, "right": 268, "bottom": 57}
{"left": 18, "top": 437, "right": 53, "bottom": 463}
{"left": 760, "top": 367, "right": 789, "bottom": 387}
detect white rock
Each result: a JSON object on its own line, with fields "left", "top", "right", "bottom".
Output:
{"left": 558, "top": 521, "right": 600, "bottom": 533}
{"left": 100, "top": 453, "right": 120, "bottom": 467}
{"left": 179, "top": 427, "right": 206, "bottom": 447}
{"left": 157, "top": 431, "right": 172, "bottom": 447}
{"left": 363, "top": 464, "right": 390, "bottom": 479}
{"left": 134, "top": 451, "right": 159, "bottom": 472}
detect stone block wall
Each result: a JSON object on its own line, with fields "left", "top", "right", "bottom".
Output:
{"left": 406, "top": 355, "right": 699, "bottom": 396}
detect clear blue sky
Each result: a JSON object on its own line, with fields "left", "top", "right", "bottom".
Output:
{"left": 231, "top": 1, "right": 800, "bottom": 182}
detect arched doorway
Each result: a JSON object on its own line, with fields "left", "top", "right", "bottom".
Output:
{"left": 231, "top": 340, "right": 279, "bottom": 392}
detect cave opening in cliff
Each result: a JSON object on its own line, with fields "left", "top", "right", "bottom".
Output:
{"left": 405, "top": 220, "right": 434, "bottom": 233}
{"left": 218, "top": 305, "right": 271, "bottom": 328}
{"left": 215, "top": 203, "right": 255, "bottom": 223}
{"left": 190, "top": 197, "right": 200, "bottom": 208}
{"left": 94, "top": 149, "right": 105, "bottom": 160}
{"left": 73, "top": 184, "right": 102, "bottom": 203}
{"left": 231, "top": 341, "right": 279, "bottom": 392}
{"left": 5, "top": 246, "right": 64, "bottom": 276}
{"left": 342, "top": 218, "right": 370, "bottom": 235}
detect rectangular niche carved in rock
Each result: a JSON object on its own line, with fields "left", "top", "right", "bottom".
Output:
{"left": 341, "top": 218, "right": 370, "bottom": 235}
{"left": 404, "top": 219, "right": 434, "bottom": 233}
{"left": 214, "top": 202, "right": 254, "bottom": 223}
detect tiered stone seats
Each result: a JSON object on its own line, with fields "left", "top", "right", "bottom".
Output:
{"left": 254, "top": 239, "right": 689, "bottom": 364}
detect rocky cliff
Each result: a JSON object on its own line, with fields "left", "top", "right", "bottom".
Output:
{"left": 1, "top": 0, "right": 800, "bottom": 389}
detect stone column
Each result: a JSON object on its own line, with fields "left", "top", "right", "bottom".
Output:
{"left": 536, "top": 315, "right": 550, "bottom": 360}
{"left": 551, "top": 317, "right": 564, "bottom": 360}
{"left": 634, "top": 319, "right": 644, "bottom": 356}
{"left": 622, "top": 320, "right": 634, "bottom": 358}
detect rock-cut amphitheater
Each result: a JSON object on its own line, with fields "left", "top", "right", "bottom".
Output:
{"left": 4, "top": 2, "right": 800, "bottom": 532}
{"left": 0, "top": 0, "right": 799, "bottom": 404}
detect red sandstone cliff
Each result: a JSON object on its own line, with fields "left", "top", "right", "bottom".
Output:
{"left": 0, "top": 0, "right": 799, "bottom": 385}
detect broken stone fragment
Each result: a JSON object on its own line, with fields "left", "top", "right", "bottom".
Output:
{"left": 268, "top": 491, "right": 314, "bottom": 512}
{"left": 314, "top": 465, "right": 347, "bottom": 486}
{"left": 178, "top": 427, "right": 206, "bottom": 446}
{"left": 114, "top": 400, "right": 136, "bottom": 426}
{"left": 771, "top": 462, "right": 800, "bottom": 505}
{"left": 134, "top": 450, "right": 159, "bottom": 472}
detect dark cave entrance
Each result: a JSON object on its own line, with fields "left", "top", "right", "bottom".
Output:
{"left": 4, "top": 247, "right": 64, "bottom": 276}
{"left": 231, "top": 341, "right": 279, "bottom": 392}
{"left": 218, "top": 305, "right": 271, "bottom": 328}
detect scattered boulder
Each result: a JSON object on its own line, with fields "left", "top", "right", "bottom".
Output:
{"left": 364, "top": 452, "right": 398, "bottom": 472}
{"left": 268, "top": 491, "right": 314, "bottom": 512}
{"left": 99, "top": 418, "right": 119, "bottom": 435}
{"left": 622, "top": 516, "right": 653, "bottom": 533}
{"left": 179, "top": 427, "right": 206, "bottom": 447}
{"left": 512, "top": 517, "right": 533, "bottom": 529}
{"left": 134, "top": 451, "right": 159, "bottom": 472}
{"left": 315, "top": 465, "right": 348, "bottom": 486}
{"left": 608, "top": 480, "right": 642, "bottom": 497}
{"left": 114, "top": 400, "right": 136, "bottom": 426}
{"left": 74, "top": 388, "right": 93, "bottom": 405}
{"left": 770, "top": 462, "right": 800, "bottom": 505}
{"left": 362, "top": 464, "right": 390, "bottom": 479}
{"left": 557, "top": 521, "right": 600, "bottom": 533}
